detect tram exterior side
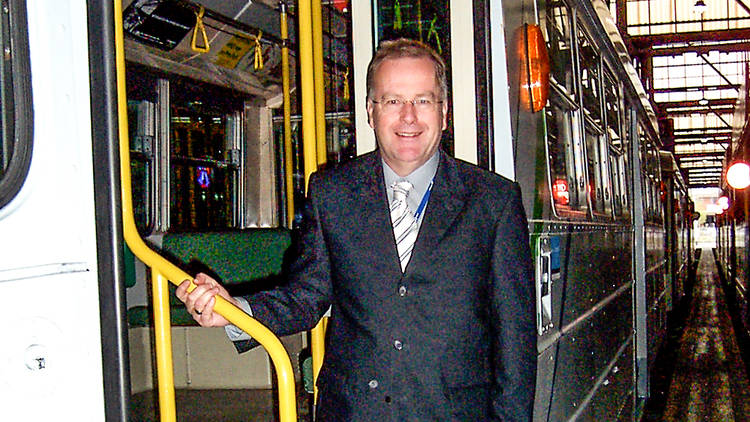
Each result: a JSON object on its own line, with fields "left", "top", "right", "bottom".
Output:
{"left": 716, "top": 61, "right": 750, "bottom": 362}
{"left": 502, "top": 0, "right": 690, "bottom": 419}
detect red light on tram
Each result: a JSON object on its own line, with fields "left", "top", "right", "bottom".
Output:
{"left": 516, "top": 24, "right": 550, "bottom": 113}
{"left": 332, "top": 0, "right": 348, "bottom": 12}
{"left": 727, "top": 161, "right": 750, "bottom": 189}
{"left": 552, "top": 179, "right": 570, "bottom": 205}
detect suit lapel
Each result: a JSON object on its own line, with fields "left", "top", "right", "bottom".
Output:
{"left": 407, "top": 154, "right": 467, "bottom": 274}
{"left": 350, "top": 152, "right": 405, "bottom": 276}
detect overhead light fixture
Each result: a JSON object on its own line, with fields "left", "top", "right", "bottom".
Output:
{"left": 727, "top": 161, "right": 750, "bottom": 189}
{"left": 718, "top": 195, "right": 730, "bottom": 210}
{"left": 698, "top": 98, "right": 709, "bottom": 105}
{"left": 694, "top": 0, "right": 708, "bottom": 14}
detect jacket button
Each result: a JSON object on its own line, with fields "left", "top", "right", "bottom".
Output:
{"left": 368, "top": 379, "right": 379, "bottom": 389}
{"left": 394, "top": 340, "right": 403, "bottom": 350}
{"left": 398, "top": 285, "right": 407, "bottom": 296}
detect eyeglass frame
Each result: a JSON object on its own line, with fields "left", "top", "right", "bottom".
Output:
{"left": 368, "top": 95, "right": 445, "bottom": 113}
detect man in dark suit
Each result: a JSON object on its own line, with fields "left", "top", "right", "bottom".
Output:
{"left": 177, "top": 38, "right": 536, "bottom": 421}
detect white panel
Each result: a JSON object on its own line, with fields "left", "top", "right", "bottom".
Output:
{"left": 450, "top": 0, "right": 478, "bottom": 164}
{"left": 490, "top": 2, "right": 516, "bottom": 180}
{"left": 0, "top": 272, "right": 104, "bottom": 421}
{"left": 352, "top": 2, "right": 376, "bottom": 156}
{"left": 0, "top": 0, "right": 104, "bottom": 420}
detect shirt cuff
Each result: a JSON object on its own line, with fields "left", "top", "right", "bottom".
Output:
{"left": 224, "top": 297, "right": 253, "bottom": 342}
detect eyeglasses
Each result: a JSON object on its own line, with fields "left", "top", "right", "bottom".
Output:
{"left": 370, "top": 96, "right": 443, "bottom": 113}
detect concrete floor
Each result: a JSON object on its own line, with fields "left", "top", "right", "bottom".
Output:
{"left": 645, "top": 249, "right": 750, "bottom": 421}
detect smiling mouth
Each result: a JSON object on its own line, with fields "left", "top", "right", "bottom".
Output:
{"left": 396, "top": 131, "right": 421, "bottom": 138}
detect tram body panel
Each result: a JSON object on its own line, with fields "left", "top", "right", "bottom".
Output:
{"left": 0, "top": 0, "right": 106, "bottom": 420}
{"left": 500, "top": 0, "right": 679, "bottom": 418}
{"left": 735, "top": 220, "right": 749, "bottom": 325}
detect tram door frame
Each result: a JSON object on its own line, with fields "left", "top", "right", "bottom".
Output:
{"left": 0, "top": 1, "right": 129, "bottom": 421}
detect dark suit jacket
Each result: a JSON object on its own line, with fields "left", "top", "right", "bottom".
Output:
{"left": 235, "top": 151, "right": 536, "bottom": 421}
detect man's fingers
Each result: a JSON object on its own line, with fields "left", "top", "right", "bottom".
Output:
{"left": 175, "top": 279, "right": 192, "bottom": 301}
{"left": 191, "top": 287, "right": 219, "bottom": 314}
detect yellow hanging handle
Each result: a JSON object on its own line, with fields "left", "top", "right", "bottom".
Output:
{"left": 191, "top": 6, "right": 210, "bottom": 53}
{"left": 343, "top": 67, "right": 350, "bottom": 101}
{"left": 393, "top": 0, "right": 402, "bottom": 30}
{"left": 427, "top": 16, "right": 441, "bottom": 54}
{"left": 254, "top": 30, "right": 264, "bottom": 70}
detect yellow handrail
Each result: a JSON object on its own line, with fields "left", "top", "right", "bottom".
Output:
{"left": 312, "top": 0, "right": 327, "bottom": 166}
{"left": 112, "top": 1, "right": 297, "bottom": 421}
{"left": 298, "top": 0, "right": 329, "bottom": 404}
{"left": 298, "top": 0, "right": 318, "bottom": 191}
{"left": 151, "top": 271, "right": 176, "bottom": 421}
{"left": 280, "top": 1, "right": 294, "bottom": 228}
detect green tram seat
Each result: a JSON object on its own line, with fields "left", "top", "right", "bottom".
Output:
{"left": 127, "top": 228, "right": 292, "bottom": 327}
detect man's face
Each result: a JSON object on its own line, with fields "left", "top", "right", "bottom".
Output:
{"left": 367, "top": 56, "right": 448, "bottom": 177}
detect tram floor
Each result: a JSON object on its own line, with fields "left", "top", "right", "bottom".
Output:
{"left": 129, "top": 388, "right": 312, "bottom": 421}
{"left": 642, "top": 248, "right": 750, "bottom": 421}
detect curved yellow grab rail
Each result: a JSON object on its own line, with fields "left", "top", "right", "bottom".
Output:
{"left": 112, "top": 1, "right": 297, "bottom": 421}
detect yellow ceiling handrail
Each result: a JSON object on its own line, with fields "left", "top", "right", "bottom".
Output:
{"left": 112, "top": 1, "right": 296, "bottom": 421}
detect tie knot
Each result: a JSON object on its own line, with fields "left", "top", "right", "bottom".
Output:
{"left": 392, "top": 180, "right": 413, "bottom": 201}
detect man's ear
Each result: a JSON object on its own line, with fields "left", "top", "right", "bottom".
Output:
{"left": 441, "top": 100, "right": 448, "bottom": 130}
{"left": 366, "top": 100, "right": 375, "bottom": 129}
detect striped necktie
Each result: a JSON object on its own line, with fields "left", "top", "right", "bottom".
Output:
{"left": 390, "top": 180, "right": 418, "bottom": 271}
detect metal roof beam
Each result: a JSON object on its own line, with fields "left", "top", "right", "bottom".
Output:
{"left": 630, "top": 28, "right": 750, "bottom": 49}
{"left": 640, "top": 41, "right": 750, "bottom": 56}
{"left": 674, "top": 151, "right": 727, "bottom": 158}
{"left": 658, "top": 98, "right": 737, "bottom": 108}
{"left": 651, "top": 84, "right": 740, "bottom": 94}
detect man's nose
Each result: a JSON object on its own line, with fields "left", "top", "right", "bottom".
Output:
{"left": 399, "top": 100, "right": 417, "bottom": 122}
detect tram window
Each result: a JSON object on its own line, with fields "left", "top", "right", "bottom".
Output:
{"left": 585, "top": 126, "right": 606, "bottom": 215}
{"left": 0, "top": 0, "right": 32, "bottom": 210}
{"left": 543, "top": 0, "right": 576, "bottom": 95}
{"left": 603, "top": 68, "right": 622, "bottom": 151}
{"left": 127, "top": 100, "right": 155, "bottom": 234}
{"left": 545, "top": 97, "right": 579, "bottom": 211}
{"left": 578, "top": 30, "right": 601, "bottom": 125}
{"left": 609, "top": 150, "right": 621, "bottom": 216}
{"left": 646, "top": 178, "right": 654, "bottom": 221}
{"left": 614, "top": 153, "right": 630, "bottom": 214}
{"left": 169, "top": 81, "right": 244, "bottom": 232}
{"left": 171, "top": 106, "right": 236, "bottom": 231}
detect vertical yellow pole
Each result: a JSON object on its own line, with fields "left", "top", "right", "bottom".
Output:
{"left": 280, "top": 1, "right": 294, "bottom": 228}
{"left": 311, "top": 317, "right": 327, "bottom": 402}
{"left": 151, "top": 270, "right": 177, "bottom": 422}
{"left": 300, "top": 0, "right": 327, "bottom": 405}
{"left": 312, "top": 0, "right": 327, "bottom": 166}
{"left": 298, "top": 0, "right": 318, "bottom": 190}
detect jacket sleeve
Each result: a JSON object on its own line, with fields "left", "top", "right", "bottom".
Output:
{"left": 490, "top": 182, "right": 537, "bottom": 421}
{"left": 232, "top": 172, "right": 333, "bottom": 353}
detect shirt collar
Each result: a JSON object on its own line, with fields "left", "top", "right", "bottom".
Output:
{"left": 382, "top": 151, "right": 439, "bottom": 206}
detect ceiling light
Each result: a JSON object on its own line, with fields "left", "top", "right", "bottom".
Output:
{"left": 727, "top": 161, "right": 750, "bottom": 189}
{"left": 694, "top": 0, "right": 708, "bottom": 14}
{"left": 698, "top": 98, "right": 709, "bottom": 105}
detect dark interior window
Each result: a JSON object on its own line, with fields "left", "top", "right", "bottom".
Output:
{"left": 0, "top": 0, "right": 32, "bottom": 210}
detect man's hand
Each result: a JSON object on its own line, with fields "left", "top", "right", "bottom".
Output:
{"left": 175, "top": 273, "right": 239, "bottom": 327}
